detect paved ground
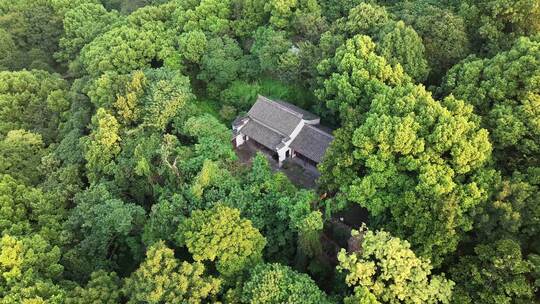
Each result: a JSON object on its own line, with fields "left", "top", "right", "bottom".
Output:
{"left": 234, "top": 141, "right": 320, "bottom": 189}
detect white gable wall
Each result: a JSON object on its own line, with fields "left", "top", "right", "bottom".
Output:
{"left": 276, "top": 119, "right": 306, "bottom": 166}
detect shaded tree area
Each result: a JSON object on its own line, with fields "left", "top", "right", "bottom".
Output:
{"left": 0, "top": 0, "right": 539, "bottom": 303}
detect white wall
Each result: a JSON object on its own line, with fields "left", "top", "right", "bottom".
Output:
{"left": 235, "top": 134, "right": 247, "bottom": 146}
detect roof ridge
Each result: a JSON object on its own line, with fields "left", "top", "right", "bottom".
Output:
{"left": 258, "top": 95, "right": 304, "bottom": 119}
{"left": 305, "top": 124, "right": 334, "bottom": 139}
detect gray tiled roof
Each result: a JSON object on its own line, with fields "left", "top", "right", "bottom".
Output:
{"left": 290, "top": 125, "right": 333, "bottom": 163}
{"left": 241, "top": 119, "right": 284, "bottom": 150}
{"left": 232, "top": 115, "right": 248, "bottom": 127}
{"left": 237, "top": 95, "right": 333, "bottom": 163}
{"left": 248, "top": 96, "right": 302, "bottom": 136}
{"left": 274, "top": 101, "right": 319, "bottom": 121}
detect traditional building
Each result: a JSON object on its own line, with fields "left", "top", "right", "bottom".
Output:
{"left": 232, "top": 95, "right": 333, "bottom": 167}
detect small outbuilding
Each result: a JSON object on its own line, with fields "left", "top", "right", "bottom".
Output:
{"left": 232, "top": 95, "right": 333, "bottom": 167}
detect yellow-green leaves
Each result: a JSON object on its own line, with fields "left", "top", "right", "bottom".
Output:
{"left": 83, "top": 108, "right": 121, "bottom": 183}
{"left": 0, "top": 234, "right": 64, "bottom": 303}
{"left": 318, "top": 35, "right": 491, "bottom": 266}
{"left": 241, "top": 263, "right": 331, "bottom": 304}
{"left": 0, "top": 70, "right": 68, "bottom": 143}
{"left": 114, "top": 71, "right": 146, "bottom": 125}
{"left": 123, "top": 242, "right": 221, "bottom": 304}
{"left": 442, "top": 37, "right": 540, "bottom": 172}
{"left": 56, "top": 3, "right": 120, "bottom": 63}
{"left": 377, "top": 21, "right": 429, "bottom": 82}
{"left": 178, "top": 205, "right": 266, "bottom": 278}
{"left": 0, "top": 175, "right": 65, "bottom": 245}
{"left": 338, "top": 230, "right": 454, "bottom": 304}
{"left": 66, "top": 270, "right": 121, "bottom": 304}
{"left": 0, "top": 130, "right": 44, "bottom": 185}
{"left": 80, "top": 22, "right": 175, "bottom": 76}
{"left": 178, "top": 30, "right": 208, "bottom": 63}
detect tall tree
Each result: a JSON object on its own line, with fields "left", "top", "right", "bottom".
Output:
{"left": 66, "top": 270, "right": 121, "bottom": 304}
{"left": 177, "top": 204, "right": 266, "bottom": 278}
{"left": 393, "top": 1, "right": 471, "bottom": 83}
{"left": 63, "top": 184, "right": 145, "bottom": 279}
{"left": 0, "top": 70, "right": 69, "bottom": 143}
{"left": 450, "top": 239, "right": 534, "bottom": 304}
{"left": 250, "top": 27, "right": 292, "bottom": 77}
{"left": 325, "top": 2, "right": 429, "bottom": 83}
{"left": 177, "top": 0, "right": 232, "bottom": 35}
{"left": 441, "top": 36, "right": 540, "bottom": 173}
{"left": 318, "top": 0, "right": 364, "bottom": 22}
{"left": 178, "top": 30, "right": 208, "bottom": 64}
{"left": 123, "top": 242, "right": 221, "bottom": 304}
{"left": 472, "top": 168, "right": 540, "bottom": 250}
{"left": 0, "top": 234, "right": 65, "bottom": 303}
{"left": 241, "top": 263, "right": 331, "bottom": 304}
{"left": 83, "top": 108, "right": 122, "bottom": 183}
{"left": 79, "top": 12, "right": 177, "bottom": 76}
{"left": 0, "top": 174, "right": 65, "bottom": 245}
{"left": 0, "top": 29, "right": 16, "bottom": 71}
{"left": 197, "top": 36, "right": 243, "bottom": 97}
{"left": 376, "top": 20, "right": 429, "bottom": 82}
{"left": 0, "top": 130, "right": 45, "bottom": 185}
{"left": 458, "top": 0, "right": 540, "bottom": 53}
{"left": 56, "top": 3, "right": 120, "bottom": 64}
{"left": 263, "top": 0, "right": 326, "bottom": 39}
{"left": 230, "top": 0, "right": 266, "bottom": 38}
{"left": 337, "top": 229, "right": 454, "bottom": 304}
{"left": 318, "top": 35, "right": 491, "bottom": 265}
{"left": 0, "top": 0, "right": 64, "bottom": 70}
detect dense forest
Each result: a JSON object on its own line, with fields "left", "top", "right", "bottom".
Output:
{"left": 0, "top": 0, "right": 539, "bottom": 303}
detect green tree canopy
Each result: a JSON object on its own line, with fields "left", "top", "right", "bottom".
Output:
{"left": 472, "top": 168, "right": 540, "bottom": 250}
{"left": 178, "top": 30, "right": 207, "bottom": 64}
{"left": 318, "top": 0, "right": 364, "bottom": 22}
{"left": 326, "top": 2, "right": 429, "bottom": 82}
{"left": 316, "top": 34, "right": 408, "bottom": 121}
{"left": 0, "top": 174, "right": 65, "bottom": 245}
{"left": 458, "top": 0, "right": 540, "bottom": 53}
{"left": 393, "top": 1, "right": 471, "bottom": 83}
{"left": 180, "top": 114, "right": 237, "bottom": 169}
{"left": 0, "top": 0, "right": 64, "bottom": 70}
{"left": 337, "top": 229, "right": 454, "bottom": 304}
{"left": 0, "top": 130, "right": 45, "bottom": 185}
{"left": 123, "top": 241, "right": 221, "bottom": 304}
{"left": 250, "top": 27, "right": 293, "bottom": 77}
{"left": 0, "top": 28, "right": 16, "bottom": 71}
{"left": 264, "top": 0, "right": 326, "bottom": 39}
{"left": 176, "top": 0, "right": 232, "bottom": 35}
{"left": 83, "top": 108, "right": 122, "bottom": 183}
{"left": 66, "top": 270, "right": 121, "bottom": 304}
{"left": 142, "top": 194, "right": 187, "bottom": 246}
{"left": 177, "top": 204, "right": 266, "bottom": 278}
{"left": 0, "top": 70, "right": 69, "bottom": 143}
{"left": 197, "top": 36, "right": 243, "bottom": 97}
{"left": 318, "top": 35, "right": 492, "bottom": 265}
{"left": 376, "top": 20, "right": 429, "bottom": 82}
{"left": 230, "top": 0, "right": 266, "bottom": 38}
{"left": 441, "top": 36, "right": 540, "bottom": 172}
{"left": 450, "top": 239, "right": 534, "bottom": 304}
{"left": 241, "top": 263, "right": 331, "bottom": 304}
{"left": 63, "top": 184, "right": 145, "bottom": 279}
{"left": 79, "top": 16, "right": 176, "bottom": 76}
{"left": 56, "top": 3, "right": 120, "bottom": 63}
{"left": 0, "top": 234, "right": 65, "bottom": 303}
